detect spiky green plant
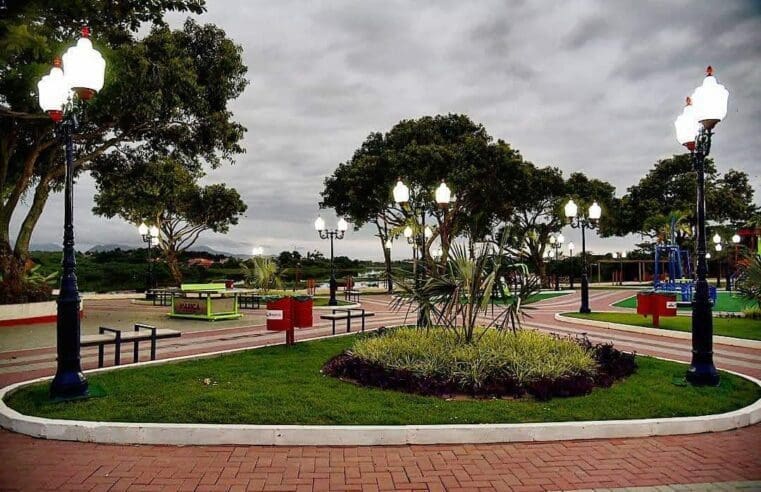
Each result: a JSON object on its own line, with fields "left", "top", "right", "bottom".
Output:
{"left": 241, "top": 256, "right": 283, "bottom": 293}
{"left": 736, "top": 253, "right": 761, "bottom": 307}
{"left": 391, "top": 234, "right": 541, "bottom": 343}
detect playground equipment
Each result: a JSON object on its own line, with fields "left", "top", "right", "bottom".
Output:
{"left": 652, "top": 218, "right": 716, "bottom": 303}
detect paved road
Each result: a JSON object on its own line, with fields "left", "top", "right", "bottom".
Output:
{"left": 1, "top": 290, "right": 759, "bottom": 491}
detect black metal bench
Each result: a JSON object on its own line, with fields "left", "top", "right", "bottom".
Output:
{"left": 81, "top": 323, "right": 181, "bottom": 368}
{"left": 238, "top": 294, "right": 263, "bottom": 309}
{"left": 343, "top": 290, "right": 361, "bottom": 302}
{"left": 150, "top": 289, "right": 178, "bottom": 306}
{"left": 320, "top": 308, "right": 374, "bottom": 334}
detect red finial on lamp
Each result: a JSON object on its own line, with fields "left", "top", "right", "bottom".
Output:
{"left": 706, "top": 65, "right": 713, "bottom": 77}
{"left": 53, "top": 57, "right": 62, "bottom": 68}
{"left": 81, "top": 26, "right": 90, "bottom": 38}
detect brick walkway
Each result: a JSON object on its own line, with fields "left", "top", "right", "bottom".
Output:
{"left": 1, "top": 290, "right": 760, "bottom": 491}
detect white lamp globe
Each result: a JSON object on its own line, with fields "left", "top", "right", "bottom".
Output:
{"left": 705, "top": 252, "right": 711, "bottom": 259}
{"left": 337, "top": 218, "right": 349, "bottom": 232}
{"left": 690, "top": 66, "right": 728, "bottom": 130}
{"left": 435, "top": 181, "right": 451, "bottom": 206}
{"left": 732, "top": 234, "right": 741, "bottom": 244}
{"left": 149, "top": 225, "right": 159, "bottom": 238}
{"left": 568, "top": 242, "right": 575, "bottom": 253}
{"left": 37, "top": 60, "right": 69, "bottom": 122}
{"left": 712, "top": 233, "right": 721, "bottom": 244}
{"left": 564, "top": 199, "right": 578, "bottom": 219}
{"left": 557, "top": 233, "right": 565, "bottom": 244}
{"left": 674, "top": 98, "right": 700, "bottom": 150}
{"left": 61, "top": 27, "right": 105, "bottom": 100}
{"left": 403, "top": 226, "right": 413, "bottom": 238}
{"left": 137, "top": 222, "right": 148, "bottom": 236}
{"left": 715, "top": 243, "right": 722, "bottom": 252}
{"left": 589, "top": 201, "right": 602, "bottom": 221}
{"left": 622, "top": 251, "right": 627, "bottom": 259}
{"left": 393, "top": 179, "right": 410, "bottom": 204}
{"left": 314, "top": 216, "right": 325, "bottom": 232}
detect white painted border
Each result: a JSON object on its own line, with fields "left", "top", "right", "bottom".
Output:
{"left": 1, "top": 328, "right": 759, "bottom": 446}
{"left": 556, "top": 312, "right": 761, "bottom": 349}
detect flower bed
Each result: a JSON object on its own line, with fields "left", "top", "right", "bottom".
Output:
{"left": 323, "top": 327, "right": 636, "bottom": 400}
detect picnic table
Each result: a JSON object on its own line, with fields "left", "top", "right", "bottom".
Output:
{"left": 168, "top": 283, "right": 256, "bottom": 321}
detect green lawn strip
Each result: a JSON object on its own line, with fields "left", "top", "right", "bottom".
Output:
{"left": 6, "top": 335, "right": 759, "bottom": 425}
{"left": 491, "top": 291, "right": 569, "bottom": 306}
{"left": 565, "top": 312, "right": 761, "bottom": 341}
{"left": 312, "top": 297, "right": 352, "bottom": 307}
{"left": 613, "top": 292, "right": 752, "bottom": 312}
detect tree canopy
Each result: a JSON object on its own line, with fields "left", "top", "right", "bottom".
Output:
{"left": 0, "top": 0, "right": 248, "bottom": 293}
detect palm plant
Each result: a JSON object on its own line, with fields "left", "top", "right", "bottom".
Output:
{"left": 241, "top": 256, "right": 283, "bottom": 293}
{"left": 391, "top": 235, "right": 541, "bottom": 343}
{"left": 736, "top": 253, "right": 761, "bottom": 307}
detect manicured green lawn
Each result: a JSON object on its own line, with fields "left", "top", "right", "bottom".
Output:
{"left": 6, "top": 335, "right": 758, "bottom": 425}
{"left": 312, "top": 297, "right": 352, "bottom": 307}
{"left": 614, "top": 291, "right": 753, "bottom": 313}
{"left": 492, "top": 291, "right": 570, "bottom": 305}
{"left": 566, "top": 312, "right": 761, "bottom": 341}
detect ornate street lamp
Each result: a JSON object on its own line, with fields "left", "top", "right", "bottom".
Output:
{"left": 393, "top": 178, "right": 453, "bottom": 326}
{"left": 138, "top": 223, "right": 160, "bottom": 297}
{"left": 674, "top": 66, "right": 729, "bottom": 386}
{"left": 384, "top": 239, "right": 393, "bottom": 293}
{"left": 616, "top": 251, "right": 627, "bottom": 286}
{"left": 315, "top": 216, "right": 348, "bottom": 306}
{"left": 565, "top": 199, "right": 601, "bottom": 313}
{"left": 548, "top": 233, "right": 564, "bottom": 290}
{"left": 38, "top": 27, "right": 106, "bottom": 400}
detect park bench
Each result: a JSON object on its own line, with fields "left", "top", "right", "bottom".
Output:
{"left": 81, "top": 323, "right": 181, "bottom": 368}
{"left": 343, "top": 289, "right": 361, "bottom": 302}
{"left": 320, "top": 308, "right": 374, "bottom": 334}
{"left": 238, "top": 294, "right": 263, "bottom": 309}
{"left": 150, "top": 289, "right": 178, "bottom": 307}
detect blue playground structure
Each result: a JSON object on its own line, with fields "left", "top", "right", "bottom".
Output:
{"left": 652, "top": 218, "right": 716, "bottom": 303}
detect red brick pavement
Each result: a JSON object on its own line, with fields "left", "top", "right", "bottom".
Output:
{"left": 1, "top": 290, "right": 760, "bottom": 491}
{"left": 1, "top": 426, "right": 760, "bottom": 491}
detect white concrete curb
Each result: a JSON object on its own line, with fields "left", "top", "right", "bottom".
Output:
{"left": 1, "top": 328, "right": 759, "bottom": 446}
{"left": 555, "top": 312, "right": 761, "bottom": 349}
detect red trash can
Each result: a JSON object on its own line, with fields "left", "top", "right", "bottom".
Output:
{"left": 266, "top": 297, "right": 294, "bottom": 331}
{"left": 636, "top": 292, "right": 652, "bottom": 316}
{"left": 293, "top": 296, "right": 313, "bottom": 328}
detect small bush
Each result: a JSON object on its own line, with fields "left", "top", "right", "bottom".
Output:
{"left": 324, "top": 327, "right": 636, "bottom": 400}
{"left": 742, "top": 306, "right": 761, "bottom": 320}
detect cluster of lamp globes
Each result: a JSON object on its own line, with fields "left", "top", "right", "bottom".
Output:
{"left": 674, "top": 66, "right": 730, "bottom": 149}
{"left": 137, "top": 222, "right": 160, "bottom": 247}
{"left": 38, "top": 27, "right": 106, "bottom": 121}
{"left": 709, "top": 232, "right": 741, "bottom": 258}
{"left": 314, "top": 216, "right": 349, "bottom": 233}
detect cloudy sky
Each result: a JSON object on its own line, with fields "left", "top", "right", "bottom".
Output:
{"left": 13, "top": 0, "right": 761, "bottom": 260}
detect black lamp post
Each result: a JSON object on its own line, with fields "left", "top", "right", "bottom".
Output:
{"left": 314, "top": 216, "right": 348, "bottom": 306}
{"left": 564, "top": 199, "right": 602, "bottom": 314}
{"left": 384, "top": 239, "right": 393, "bottom": 293}
{"left": 393, "top": 179, "right": 451, "bottom": 327}
{"left": 138, "top": 222, "right": 159, "bottom": 297}
{"left": 549, "top": 233, "right": 564, "bottom": 291}
{"left": 674, "top": 66, "right": 729, "bottom": 386}
{"left": 38, "top": 27, "right": 105, "bottom": 400}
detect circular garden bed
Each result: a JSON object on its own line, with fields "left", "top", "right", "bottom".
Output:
{"left": 324, "top": 327, "right": 636, "bottom": 400}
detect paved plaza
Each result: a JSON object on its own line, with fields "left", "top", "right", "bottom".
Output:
{"left": 1, "top": 291, "right": 759, "bottom": 491}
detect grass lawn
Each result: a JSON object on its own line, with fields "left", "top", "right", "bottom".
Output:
{"left": 6, "top": 335, "right": 759, "bottom": 425}
{"left": 614, "top": 291, "right": 754, "bottom": 313}
{"left": 492, "top": 291, "right": 570, "bottom": 305}
{"left": 565, "top": 312, "right": 761, "bottom": 341}
{"left": 312, "top": 297, "right": 352, "bottom": 307}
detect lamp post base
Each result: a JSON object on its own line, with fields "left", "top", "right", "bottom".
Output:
{"left": 685, "top": 362, "right": 719, "bottom": 386}
{"left": 50, "top": 371, "right": 88, "bottom": 401}
{"left": 328, "top": 275, "right": 338, "bottom": 306}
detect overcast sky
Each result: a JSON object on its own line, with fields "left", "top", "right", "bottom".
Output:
{"left": 13, "top": 0, "right": 761, "bottom": 260}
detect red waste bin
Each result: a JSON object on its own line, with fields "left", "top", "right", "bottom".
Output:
{"left": 636, "top": 292, "right": 652, "bottom": 316}
{"left": 293, "top": 296, "right": 313, "bottom": 328}
{"left": 266, "top": 297, "right": 294, "bottom": 331}
{"left": 225, "top": 279, "right": 235, "bottom": 289}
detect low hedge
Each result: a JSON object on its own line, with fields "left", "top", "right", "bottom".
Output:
{"left": 323, "top": 327, "right": 636, "bottom": 400}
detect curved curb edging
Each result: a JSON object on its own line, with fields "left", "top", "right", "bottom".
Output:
{"left": 1, "top": 332, "right": 760, "bottom": 446}
{"left": 555, "top": 312, "right": 761, "bottom": 349}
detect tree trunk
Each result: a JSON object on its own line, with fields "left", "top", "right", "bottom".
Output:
{"left": 165, "top": 248, "right": 183, "bottom": 286}
{"left": 14, "top": 176, "right": 53, "bottom": 258}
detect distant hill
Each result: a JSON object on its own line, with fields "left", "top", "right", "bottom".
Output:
{"left": 86, "top": 244, "right": 136, "bottom": 253}
{"left": 29, "top": 242, "right": 62, "bottom": 252}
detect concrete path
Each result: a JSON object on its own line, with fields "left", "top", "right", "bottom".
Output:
{"left": 1, "top": 290, "right": 760, "bottom": 491}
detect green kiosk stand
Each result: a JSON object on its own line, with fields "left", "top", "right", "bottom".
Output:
{"left": 169, "top": 283, "right": 249, "bottom": 321}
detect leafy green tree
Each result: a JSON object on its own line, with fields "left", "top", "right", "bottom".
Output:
{"left": 619, "top": 155, "right": 756, "bottom": 242}
{"left": 0, "top": 1, "right": 247, "bottom": 293}
{"left": 92, "top": 157, "right": 247, "bottom": 285}
{"left": 321, "top": 114, "right": 525, "bottom": 273}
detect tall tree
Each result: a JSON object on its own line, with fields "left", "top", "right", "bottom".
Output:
{"left": 92, "top": 157, "right": 247, "bottom": 285}
{"left": 619, "top": 155, "right": 756, "bottom": 243}
{"left": 0, "top": 1, "right": 247, "bottom": 293}
{"left": 321, "top": 114, "right": 525, "bottom": 271}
